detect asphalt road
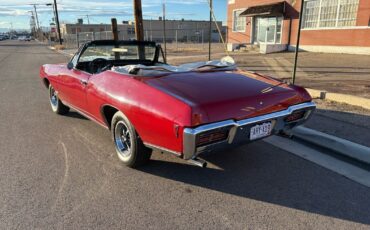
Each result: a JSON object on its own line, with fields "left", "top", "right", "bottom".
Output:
{"left": 0, "top": 40, "right": 369, "bottom": 229}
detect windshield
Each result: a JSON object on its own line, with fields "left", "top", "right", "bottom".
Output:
{"left": 79, "top": 44, "right": 156, "bottom": 62}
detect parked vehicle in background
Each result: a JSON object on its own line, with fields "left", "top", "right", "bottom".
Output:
{"left": 0, "top": 35, "right": 8, "bottom": 41}
{"left": 40, "top": 40, "right": 316, "bottom": 168}
{"left": 18, "top": 36, "right": 31, "bottom": 41}
{"left": 0, "top": 34, "right": 9, "bottom": 40}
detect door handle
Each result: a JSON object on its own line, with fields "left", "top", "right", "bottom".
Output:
{"left": 80, "top": 79, "right": 88, "bottom": 86}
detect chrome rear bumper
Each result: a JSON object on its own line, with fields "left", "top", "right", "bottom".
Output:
{"left": 183, "top": 102, "right": 316, "bottom": 160}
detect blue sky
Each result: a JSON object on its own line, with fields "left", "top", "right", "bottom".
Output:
{"left": 0, "top": 0, "right": 227, "bottom": 31}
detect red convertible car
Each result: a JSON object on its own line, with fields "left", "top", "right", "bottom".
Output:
{"left": 40, "top": 40, "right": 315, "bottom": 168}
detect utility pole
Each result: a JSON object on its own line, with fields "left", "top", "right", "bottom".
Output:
{"left": 53, "top": 0, "right": 62, "bottom": 45}
{"left": 111, "top": 18, "right": 120, "bottom": 60}
{"left": 162, "top": 2, "right": 167, "bottom": 62}
{"left": 133, "top": 0, "right": 145, "bottom": 59}
{"left": 208, "top": 0, "right": 212, "bottom": 60}
{"left": 31, "top": 4, "right": 40, "bottom": 31}
{"left": 150, "top": 19, "right": 152, "bottom": 41}
{"left": 133, "top": 0, "right": 144, "bottom": 41}
{"left": 111, "top": 18, "right": 119, "bottom": 41}
{"left": 30, "top": 4, "right": 41, "bottom": 39}
{"left": 29, "top": 11, "right": 36, "bottom": 37}
{"left": 291, "top": 0, "right": 305, "bottom": 84}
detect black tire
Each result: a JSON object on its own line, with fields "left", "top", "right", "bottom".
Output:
{"left": 111, "top": 111, "right": 152, "bottom": 168}
{"left": 49, "top": 84, "right": 70, "bottom": 115}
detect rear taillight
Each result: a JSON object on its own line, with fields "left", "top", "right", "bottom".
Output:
{"left": 285, "top": 111, "right": 305, "bottom": 123}
{"left": 196, "top": 129, "right": 229, "bottom": 147}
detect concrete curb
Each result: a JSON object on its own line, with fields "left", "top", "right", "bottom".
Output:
{"left": 306, "top": 88, "right": 370, "bottom": 110}
{"left": 289, "top": 126, "right": 370, "bottom": 164}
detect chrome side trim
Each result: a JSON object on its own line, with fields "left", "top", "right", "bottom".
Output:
{"left": 144, "top": 142, "right": 182, "bottom": 157}
{"left": 183, "top": 101, "right": 316, "bottom": 160}
{"left": 62, "top": 101, "right": 109, "bottom": 129}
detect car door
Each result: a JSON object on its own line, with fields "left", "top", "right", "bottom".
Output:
{"left": 55, "top": 45, "right": 91, "bottom": 112}
{"left": 60, "top": 67, "right": 91, "bottom": 112}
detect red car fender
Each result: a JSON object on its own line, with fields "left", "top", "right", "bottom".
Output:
{"left": 87, "top": 71, "right": 192, "bottom": 154}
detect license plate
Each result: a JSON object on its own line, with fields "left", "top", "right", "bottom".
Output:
{"left": 250, "top": 121, "right": 273, "bottom": 140}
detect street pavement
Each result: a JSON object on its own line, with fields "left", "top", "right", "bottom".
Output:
{"left": 0, "top": 40, "right": 369, "bottom": 229}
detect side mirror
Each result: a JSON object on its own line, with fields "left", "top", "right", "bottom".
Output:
{"left": 67, "top": 62, "right": 74, "bottom": 70}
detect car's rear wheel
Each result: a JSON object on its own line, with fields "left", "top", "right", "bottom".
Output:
{"left": 49, "top": 85, "right": 69, "bottom": 115}
{"left": 111, "top": 111, "right": 152, "bottom": 168}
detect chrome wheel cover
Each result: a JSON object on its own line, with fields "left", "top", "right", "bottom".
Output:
{"left": 114, "top": 121, "right": 132, "bottom": 160}
{"left": 49, "top": 86, "right": 58, "bottom": 109}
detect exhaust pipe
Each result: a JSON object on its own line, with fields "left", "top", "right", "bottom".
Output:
{"left": 187, "top": 158, "right": 207, "bottom": 168}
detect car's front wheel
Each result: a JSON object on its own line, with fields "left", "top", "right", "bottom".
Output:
{"left": 49, "top": 84, "right": 70, "bottom": 115}
{"left": 111, "top": 111, "right": 152, "bottom": 168}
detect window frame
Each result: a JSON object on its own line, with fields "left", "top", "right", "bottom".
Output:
{"left": 302, "top": 0, "right": 360, "bottom": 30}
{"left": 232, "top": 9, "right": 247, "bottom": 32}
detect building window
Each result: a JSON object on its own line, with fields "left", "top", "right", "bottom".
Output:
{"left": 302, "top": 0, "right": 359, "bottom": 29}
{"left": 337, "top": 0, "right": 359, "bottom": 26}
{"left": 320, "top": 0, "right": 338, "bottom": 27}
{"left": 232, "top": 9, "right": 246, "bottom": 32}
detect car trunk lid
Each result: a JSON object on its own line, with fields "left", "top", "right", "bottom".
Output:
{"left": 141, "top": 70, "right": 311, "bottom": 125}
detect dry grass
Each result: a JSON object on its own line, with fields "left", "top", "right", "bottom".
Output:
{"left": 54, "top": 44, "right": 66, "bottom": 50}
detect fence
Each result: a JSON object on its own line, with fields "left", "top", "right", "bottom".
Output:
{"left": 62, "top": 29, "right": 225, "bottom": 53}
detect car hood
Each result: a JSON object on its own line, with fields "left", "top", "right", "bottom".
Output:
{"left": 140, "top": 70, "right": 312, "bottom": 125}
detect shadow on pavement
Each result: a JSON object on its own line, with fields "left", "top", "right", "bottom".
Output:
{"left": 140, "top": 142, "right": 370, "bottom": 225}
{"left": 64, "top": 111, "right": 89, "bottom": 120}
